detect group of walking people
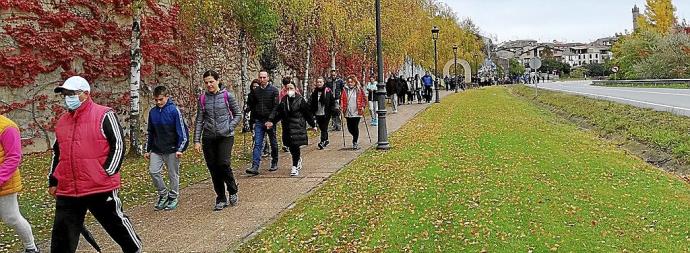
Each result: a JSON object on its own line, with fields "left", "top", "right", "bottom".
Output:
{"left": 1, "top": 67, "right": 402, "bottom": 252}
{"left": 382, "top": 72, "right": 438, "bottom": 112}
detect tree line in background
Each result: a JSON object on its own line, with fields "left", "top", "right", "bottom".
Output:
{"left": 0, "top": 0, "right": 484, "bottom": 152}
{"left": 612, "top": 0, "right": 690, "bottom": 79}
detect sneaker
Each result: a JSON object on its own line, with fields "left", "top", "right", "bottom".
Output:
{"left": 24, "top": 248, "right": 39, "bottom": 253}
{"left": 290, "top": 166, "right": 299, "bottom": 176}
{"left": 269, "top": 160, "right": 279, "bottom": 171}
{"left": 282, "top": 146, "right": 289, "bottom": 152}
{"left": 353, "top": 142, "right": 360, "bottom": 150}
{"left": 229, "top": 194, "right": 238, "bottom": 206}
{"left": 261, "top": 151, "right": 270, "bottom": 157}
{"left": 297, "top": 158, "right": 303, "bottom": 170}
{"left": 164, "top": 197, "right": 178, "bottom": 210}
{"left": 317, "top": 141, "right": 324, "bottom": 150}
{"left": 214, "top": 201, "right": 228, "bottom": 211}
{"left": 154, "top": 196, "right": 168, "bottom": 211}
{"left": 323, "top": 140, "right": 330, "bottom": 147}
{"left": 246, "top": 166, "right": 259, "bottom": 175}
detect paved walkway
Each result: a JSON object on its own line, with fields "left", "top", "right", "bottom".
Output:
{"left": 76, "top": 91, "right": 452, "bottom": 252}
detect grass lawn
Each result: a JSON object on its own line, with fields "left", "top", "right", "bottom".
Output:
{"left": 592, "top": 83, "right": 690, "bottom": 89}
{"left": 0, "top": 133, "right": 256, "bottom": 252}
{"left": 238, "top": 86, "right": 690, "bottom": 252}
{"left": 511, "top": 85, "right": 690, "bottom": 167}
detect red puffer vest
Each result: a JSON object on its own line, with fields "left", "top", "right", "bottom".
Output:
{"left": 54, "top": 98, "right": 120, "bottom": 197}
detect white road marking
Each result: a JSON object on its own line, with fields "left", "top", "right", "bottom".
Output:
{"left": 536, "top": 85, "right": 690, "bottom": 112}
{"left": 559, "top": 84, "right": 690, "bottom": 97}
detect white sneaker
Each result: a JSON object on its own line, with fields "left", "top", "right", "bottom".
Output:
{"left": 290, "top": 166, "right": 299, "bottom": 176}
{"left": 297, "top": 158, "right": 303, "bottom": 170}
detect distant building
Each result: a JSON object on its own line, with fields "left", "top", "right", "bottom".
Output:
{"left": 497, "top": 40, "right": 537, "bottom": 50}
{"left": 590, "top": 37, "right": 618, "bottom": 47}
{"left": 494, "top": 37, "right": 617, "bottom": 68}
{"left": 516, "top": 45, "right": 562, "bottom": 66}
{"left": 561, "top": 46, "right": 612, "bottom": 67}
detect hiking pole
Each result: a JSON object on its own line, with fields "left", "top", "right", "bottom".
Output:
{"left": 82, "top": 225, "right": 102, "bottom": 252}
{"left": 339, "top": 110, "right": 346, "bottom": 148}
{"left": 361, "top": 112, "right": 372, "bottom": 143}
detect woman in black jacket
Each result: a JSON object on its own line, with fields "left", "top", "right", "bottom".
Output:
{"left": 310, "top": 77, "right": 337, "bottom": 149}
{"left": 269, "top": 83, "right": 317, "bottom": 176}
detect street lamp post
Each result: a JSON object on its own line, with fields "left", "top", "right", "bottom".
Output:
{"left": 432, "top": 26, "right": 440, "bottom": 103}
{"left": 453, "top": 44, "right": 458, "bottom": 93}
{"left": 375, "top": 0, "right": 389, "bottom": 150}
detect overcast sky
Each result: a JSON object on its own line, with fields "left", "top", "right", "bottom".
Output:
{"left": 441, "top": 0, "right": 690, "bottom": 43}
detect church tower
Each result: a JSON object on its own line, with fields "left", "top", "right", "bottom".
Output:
{"left": 632, "top": 5, "right": 641, "bottom": 32}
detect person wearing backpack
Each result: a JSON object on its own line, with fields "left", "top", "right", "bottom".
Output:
{"left": 144, "top": 85, "right": 189, "bottom": 211}
{"left": 194, "top": 70, "right": 242, "bottom": 211}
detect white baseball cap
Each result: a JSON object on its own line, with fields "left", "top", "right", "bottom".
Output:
{"left": 54, "top": 76, "right": 91, "bottom": 93}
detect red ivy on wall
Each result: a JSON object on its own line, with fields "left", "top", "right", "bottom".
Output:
{"left": 0, "top": 0, "right": 194, "bottom": 148}
{"left": 311, "top": 38, "right": 390, "bottom": 82}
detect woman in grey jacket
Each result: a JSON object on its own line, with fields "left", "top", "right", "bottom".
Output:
{"left": 194, "top": 70, "right": 242, "bottom": 211}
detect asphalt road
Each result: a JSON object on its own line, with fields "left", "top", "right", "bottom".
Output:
{"left": 527, "top": 80, "right": 690, "bottom": 117}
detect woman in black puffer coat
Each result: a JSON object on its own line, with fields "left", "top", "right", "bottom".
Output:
{"left": 268, "top": 83, "right": 317, "bottom": 176}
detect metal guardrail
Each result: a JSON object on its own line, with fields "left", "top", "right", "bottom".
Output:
{"left": 592, "top": 79, "right": 690, "bottom": 86}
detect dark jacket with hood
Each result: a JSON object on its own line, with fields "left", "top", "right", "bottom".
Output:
{"left": 309, "top": 86, "right": 337, "bottom": 118}
{"left": 247, "top": 83, "right": 279, "bottom": 123}
{"left": 397, "top": 77, "right": 408, "bottom": 95}
{"left": 270, "top": 93, "right": 316, "bottom": 147}
{"left": 146, "top": 98, "right": 189, "bottom": 154}
{"left": 386, "top": 77, "right": 397, "bottom": 96}
{"left": 325, "top": 77, "right": 345, "bottom": 99}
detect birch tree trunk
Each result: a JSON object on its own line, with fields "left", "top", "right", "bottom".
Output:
{"left": 129, "top": 0, "right": 143, "bottom": 156}
{"left": 330, "top": 50, "right": 336, "bottom": 71}
{"left": 304, "top": 35, "right": 312, "bottom": 99}
{"left": 240, "top": 29, "right": 249, "bottom": 105}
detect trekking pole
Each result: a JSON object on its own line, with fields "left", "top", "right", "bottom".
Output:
{"left": 339, "top": 110, "right": 346, "bottom": 148}
{"left": 361, "top": 112, "right": 372, "bottom": 143}
{"left": 242, "top": 125, "right": 246, "bottom": 157}
{"left": 82, "top": 225, "right": 102, "bottom": 252}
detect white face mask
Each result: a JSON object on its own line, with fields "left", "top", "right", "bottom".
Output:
{"left": 65, "top": 95, "right": 82, "bottom": 111}
{"left": 287, "top": 90, "right": 296, "bottom": 97}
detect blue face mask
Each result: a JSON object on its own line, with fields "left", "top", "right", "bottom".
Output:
{"left": 65, "top": 95, "right": 82, "bottom": 111}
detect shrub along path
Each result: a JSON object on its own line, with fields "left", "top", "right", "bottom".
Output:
{"left": 238, "top": 87, "right": 690, "bottom": 252}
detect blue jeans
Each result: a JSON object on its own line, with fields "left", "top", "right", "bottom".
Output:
{"left": 252, "top": 120, "right": 278, "bottom": 167}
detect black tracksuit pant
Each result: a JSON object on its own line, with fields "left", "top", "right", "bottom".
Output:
{"left": 345, "top": 117, "right": 361, "bottom": 144}
{"left": 51, "top": 190, "right": 141, "bottom": 253}
{"left": 315, "top": 115, "right": 330, "bottom": 143}
{"left": 289, "top": 145, "right": 301, "bottom": 166}
{"left": 202, "top": 136, "right": 238, "bottom": 204}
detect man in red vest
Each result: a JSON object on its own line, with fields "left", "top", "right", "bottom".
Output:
{"left": 49, "top": 76, "right": 141, "bottom": 253}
